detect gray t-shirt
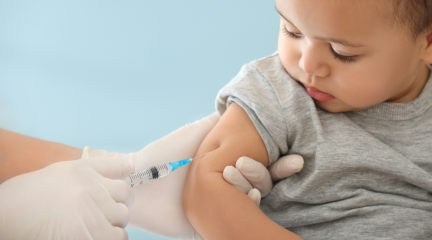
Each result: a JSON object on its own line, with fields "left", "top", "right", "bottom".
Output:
{"left": 216, "top": 52, "right": 432, "bottom": 239}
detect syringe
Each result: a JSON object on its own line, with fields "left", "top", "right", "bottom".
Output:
{"left": 123, "top": 152, "right": 210, "bottom": 188}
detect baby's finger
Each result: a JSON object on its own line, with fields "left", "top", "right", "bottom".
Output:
{"left": 247, "top": 188, "right": 261, "bottom": 207}
{"left": 223, "top": 166, "right": 253, "bottom": 194}
{"left": 268, "top": 154, "right": 304, "bottom": 181}
{"left": 235, "top": 157, "right": 273, "bottom": 197}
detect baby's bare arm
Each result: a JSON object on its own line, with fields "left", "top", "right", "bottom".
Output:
{"left": 183, "top": 103, "right": 303, "bottom": 240}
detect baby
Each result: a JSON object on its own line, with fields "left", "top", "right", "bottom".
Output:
{"left": 183, "top": 0, "right": 432, "bottom": 239}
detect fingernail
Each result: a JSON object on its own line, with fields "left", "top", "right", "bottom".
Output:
{"left": 289, "top": 155, "right": 304, "bottom": 172}
{"left": 247, "top": 188, "right": 261, "bottom": 206}
{"left": 236, "top": 157, "right": 256, "bottom": 171}
{"left": 223, "top": 166, "right": 235, "bottom": 177}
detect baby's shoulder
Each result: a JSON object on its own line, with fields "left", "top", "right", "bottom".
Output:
{"left": 241, "top": 52, "right": 314, "bottom": 110}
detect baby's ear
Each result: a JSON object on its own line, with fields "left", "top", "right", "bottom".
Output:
{"left": 420, "top": 26, "right": 432, "bottom": 63}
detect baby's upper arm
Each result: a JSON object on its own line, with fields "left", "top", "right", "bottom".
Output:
{"left": 193, "top": 102, "right": 269, "bottom": 173}
{"left": 183, "top": 102, "right": 302, "bottom": 240}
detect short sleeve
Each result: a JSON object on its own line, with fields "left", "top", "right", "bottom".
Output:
{"left": 215, "top": 62, "right": 289, "bottom": 165}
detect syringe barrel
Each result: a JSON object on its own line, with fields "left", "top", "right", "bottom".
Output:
{"left": 123, "top": 162, "right": 171, "bottom": 188}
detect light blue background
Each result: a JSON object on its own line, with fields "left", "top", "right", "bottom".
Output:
{"left": 0, "top": 1, "right": 279, "bottom": 239}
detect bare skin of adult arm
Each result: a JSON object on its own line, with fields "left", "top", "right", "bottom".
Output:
{"left": 0, "top": 128, "right": 83, "bottom": 183}
{"left": 183, "top": 103, "right": 303, "bottom": 240}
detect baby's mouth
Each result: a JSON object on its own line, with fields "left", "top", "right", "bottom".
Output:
{"left": 302, "top": 83, "right": 335, "bottom": 102}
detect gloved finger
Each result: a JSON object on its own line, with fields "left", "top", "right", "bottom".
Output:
{"left": 83, "top": 185, "right": 130, "bottom": 230}
{"left": 111, "top": 227, "right": 129, "bottom": 240}
{"left": 247, "top": 188, "right": 261, "bottom": 207}
{"left": 102, "top": 179, "right": 135, "bottom": 208}
{"left": 107, "top": 227, "right": 128, "bottom": 240}
{"left": 235, "top": 157, "right": 273, "bottom": 197}
{"left": 93, "top": 226, "right": 129, "bottom": 240}
{"left": 79, "top": 157, "right": 135, "bottom": 180}
{"left": 223, "top": 166, "right": 253, "bottom": 194}
{"left": 100, "top": 202, "right": 130, "bottom": 228}
{"left": 79, "top": 192, "right": 128, "bottom": 240}
{"left": 268, "top": 154, "right": 304, "bottom": 181}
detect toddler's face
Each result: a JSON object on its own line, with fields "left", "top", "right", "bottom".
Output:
{"left": 276, "top": 0, "right": 431, "bottom": 113}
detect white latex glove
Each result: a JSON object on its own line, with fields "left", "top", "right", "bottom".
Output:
{"left": 82, "top": 114, "right": 219, "bottom": 240}
{"left": 222, "top": 154, "right": 304, "bottom": 206}
{"left": 82, "top": 112, "right": 304, "bottom": 240}
{"left": 0, "top": 157, "right": 134, "bottom": 240}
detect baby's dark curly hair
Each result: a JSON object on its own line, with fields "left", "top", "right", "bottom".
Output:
{"left": 384, "top": 0, "right": 432, "bottom": 40}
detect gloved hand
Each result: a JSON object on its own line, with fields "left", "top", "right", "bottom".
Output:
{"left": 0, "top": 157, "right": 134, "bottom": 240}
{"left": 223, "top": 154, "right": 304, "bottom": 206}
{"left": 82, "top": 112, "right": 304, "bottom": 240}
{"left": 82, "top": 114, "right": 219, "bottom": 240}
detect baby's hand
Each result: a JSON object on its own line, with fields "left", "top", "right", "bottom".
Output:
{"left": 223, "top": 155, "right": 304, "bottom": 206}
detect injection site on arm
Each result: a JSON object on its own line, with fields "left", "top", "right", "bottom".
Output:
{"left": 183, "top": 103, "right": 303, "bottom": 240}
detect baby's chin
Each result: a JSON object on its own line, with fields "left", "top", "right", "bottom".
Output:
{"left": 314, "top": 99, "right": 367, "bottom": 113}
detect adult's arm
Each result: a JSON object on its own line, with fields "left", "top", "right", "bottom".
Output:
{"left": 0, "top": 128, "right": 82, "bottom": 183}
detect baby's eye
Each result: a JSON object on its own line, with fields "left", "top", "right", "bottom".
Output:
{"left": 281, "top": 25, "right": 359, "bottom": 64}
{"left": 329, "top": 46, "right": 359, "bottom": 64}
{"left": 282, "top": 25, "right": 303, "bottom": 39}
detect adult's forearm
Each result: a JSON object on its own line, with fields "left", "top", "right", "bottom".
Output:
{"left": 0, "top": 128, "right": 83, "bottom": 183}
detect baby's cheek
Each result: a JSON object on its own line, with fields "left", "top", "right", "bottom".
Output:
{"left": 278, "top": 39, "right": 301, "bottom": 76}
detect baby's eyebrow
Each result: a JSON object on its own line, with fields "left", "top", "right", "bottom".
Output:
{"left": 275, "top": 6, "right": 366, "bottom": 48}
